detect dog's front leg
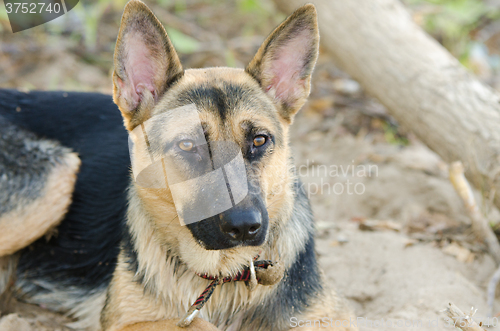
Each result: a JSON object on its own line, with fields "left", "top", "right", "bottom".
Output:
{"left": 117, "top": 318, "right": 219, "bottom": 331}
{"left": 102, "top": 261, "right": 221, "bottom": 331}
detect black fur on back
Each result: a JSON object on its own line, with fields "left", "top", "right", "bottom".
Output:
{"left": 0, "top": 115, "right": 72, "bottom": 216}
{"left": 0, "top": 89, "right": 129, "bottom": 294}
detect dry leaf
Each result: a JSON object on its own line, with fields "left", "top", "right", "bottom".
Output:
{"left": 442, "top": 242, "right": 474, "bottom": 263}
{"left": 359, "top": 219, "right": 402, "bottom": 232}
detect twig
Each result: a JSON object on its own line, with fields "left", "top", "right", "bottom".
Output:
{"left": 0, "top": 256, "right": 16, "bottom": 316}
{"left": 450, "top": 162, "right": 500, "bottom": 317}
{"left": 487, "top": 265, "right": 500, "bottom": 317}
{"left": 442, "top": 303, "right": 485, "bottom": 331}
{"left": 449, "top": 161, "right": 500, "bottom": 265}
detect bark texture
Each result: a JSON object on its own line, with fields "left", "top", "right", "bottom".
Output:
{"left": 274, "top": 0, "right": 500, "bottom": 209}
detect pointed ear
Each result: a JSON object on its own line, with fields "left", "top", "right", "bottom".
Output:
{"left": 246, "top": 4, "right": 319, "bottom": 123}
{"left": 113, "top": 0, "right": 183, "bottom": 131}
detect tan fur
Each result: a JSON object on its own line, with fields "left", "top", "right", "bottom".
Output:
{"left": 102, "top": 2, "right": 356, "bottom": 330}
{"left": 295, "top": 274, "right": 358, "bottom": 330}
{"left": 132, "top": 68, "right": 299, "bottom": 274}
{"left": 102, "top": 192, "right": 284, "bottom": 330}
{"left": 0, "top": 152, "right": 80, "bottom": 256}
{"left": 103, "top": 84, "right": 355, "bottom": 328}
{"left": 66, "top": 291, "right": 107, "bottom": 331}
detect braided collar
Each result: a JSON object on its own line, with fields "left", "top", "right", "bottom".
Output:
{"left": 177, "top": 256, "right": 283, "bottom": 327}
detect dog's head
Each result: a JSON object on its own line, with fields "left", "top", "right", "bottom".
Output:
{"left": 114, "top": 0, "right": 318, "bottom": 276}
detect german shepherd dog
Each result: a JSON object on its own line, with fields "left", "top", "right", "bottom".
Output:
{"left": 0, "top": 1, "right": 357, "bottom": 330}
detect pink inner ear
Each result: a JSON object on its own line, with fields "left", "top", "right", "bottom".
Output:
{"left": 123, "top": 33, "right": 158, "bottom": 109}
{"left": 266, "top": 30, "right": 311, "bottom": 105}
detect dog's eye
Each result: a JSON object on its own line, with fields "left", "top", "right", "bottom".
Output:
{"left": 178, "top": 140, "right": 195, "bottom": 152}
{"left": 253, "top": 135, "right": 267, "bottom": 147}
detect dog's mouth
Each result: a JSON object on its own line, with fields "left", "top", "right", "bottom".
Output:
{"left": 179, "top": 196, "right": 270, "bottom": 279}
{"left": 194, "top": 255, "right": 284, "bottom": 289}
{"left": 178, "top": 231, "right": 268, "bottom": 279}
{"left": 194, "top": 253, "right": 261, "bottom": 279}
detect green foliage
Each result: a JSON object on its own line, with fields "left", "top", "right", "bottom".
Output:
{"left": 405, "top": 0, "right": 500, "bottom": 61}
{"left": 165, "top": 27, "right": 200, "bottom": 54}
{"left": 173, "top": 0, "right": 187, "bottom": 14}
{"left": 0, "top": 6, "right": 8, "bottom": 21}
{"left": 224, "top": 49, "right": 237, "bottom": 67}
{"left": 383, "top": 122, "right": 409, "bottom": 146}
{"left": 72, "top": 0, "right": 111, "bottom": 51}
{"left": 0, "top": 1, "right": 15, "bottom": 33}
{"left": 238, "top": 0, "right": 262, "bottom": 13}
{"left": 236, "top": 0, "right": 281, "bottom": 36}
{"left": 157, "top": 0, "right": 172, "bottom": 7}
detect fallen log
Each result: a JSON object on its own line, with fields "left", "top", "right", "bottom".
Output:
{"left": 274, "top": 0, "right": 500, "bottom": 210}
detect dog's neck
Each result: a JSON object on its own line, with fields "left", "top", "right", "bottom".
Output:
{"left": 122, "top": 178, "right": 312, "bottom": 325}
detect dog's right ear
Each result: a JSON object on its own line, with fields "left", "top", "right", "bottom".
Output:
{"left": 113, "top": 0, "right": 183, "bottom": 131}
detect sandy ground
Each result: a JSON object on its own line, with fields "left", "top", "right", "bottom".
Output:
{"left": 292, "top": 111, "right": 500, "bottom": 330}
{"left": 3, "top": 6, "right": 500, "bottom": 329}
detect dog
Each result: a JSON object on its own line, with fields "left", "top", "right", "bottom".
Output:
{"left": 0, "top": 1, "right": 358, "bottom": 330}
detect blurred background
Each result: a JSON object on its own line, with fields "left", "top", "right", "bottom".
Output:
{"left": 3, "top": 0, "right": 500, "bottom": 328}
{"left": 2, "top": 0, "right": 500, "bottom": 91}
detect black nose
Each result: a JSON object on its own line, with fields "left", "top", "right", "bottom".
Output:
{"left": 220, "top": 208, "right": 262, "bottom": 243}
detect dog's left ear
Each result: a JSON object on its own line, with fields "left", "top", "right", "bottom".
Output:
{"left": 246, "top": 4, "right": 319, "bottom": 123}
{"left": 113, "top": 0, "right": 183, "bottom": 131}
